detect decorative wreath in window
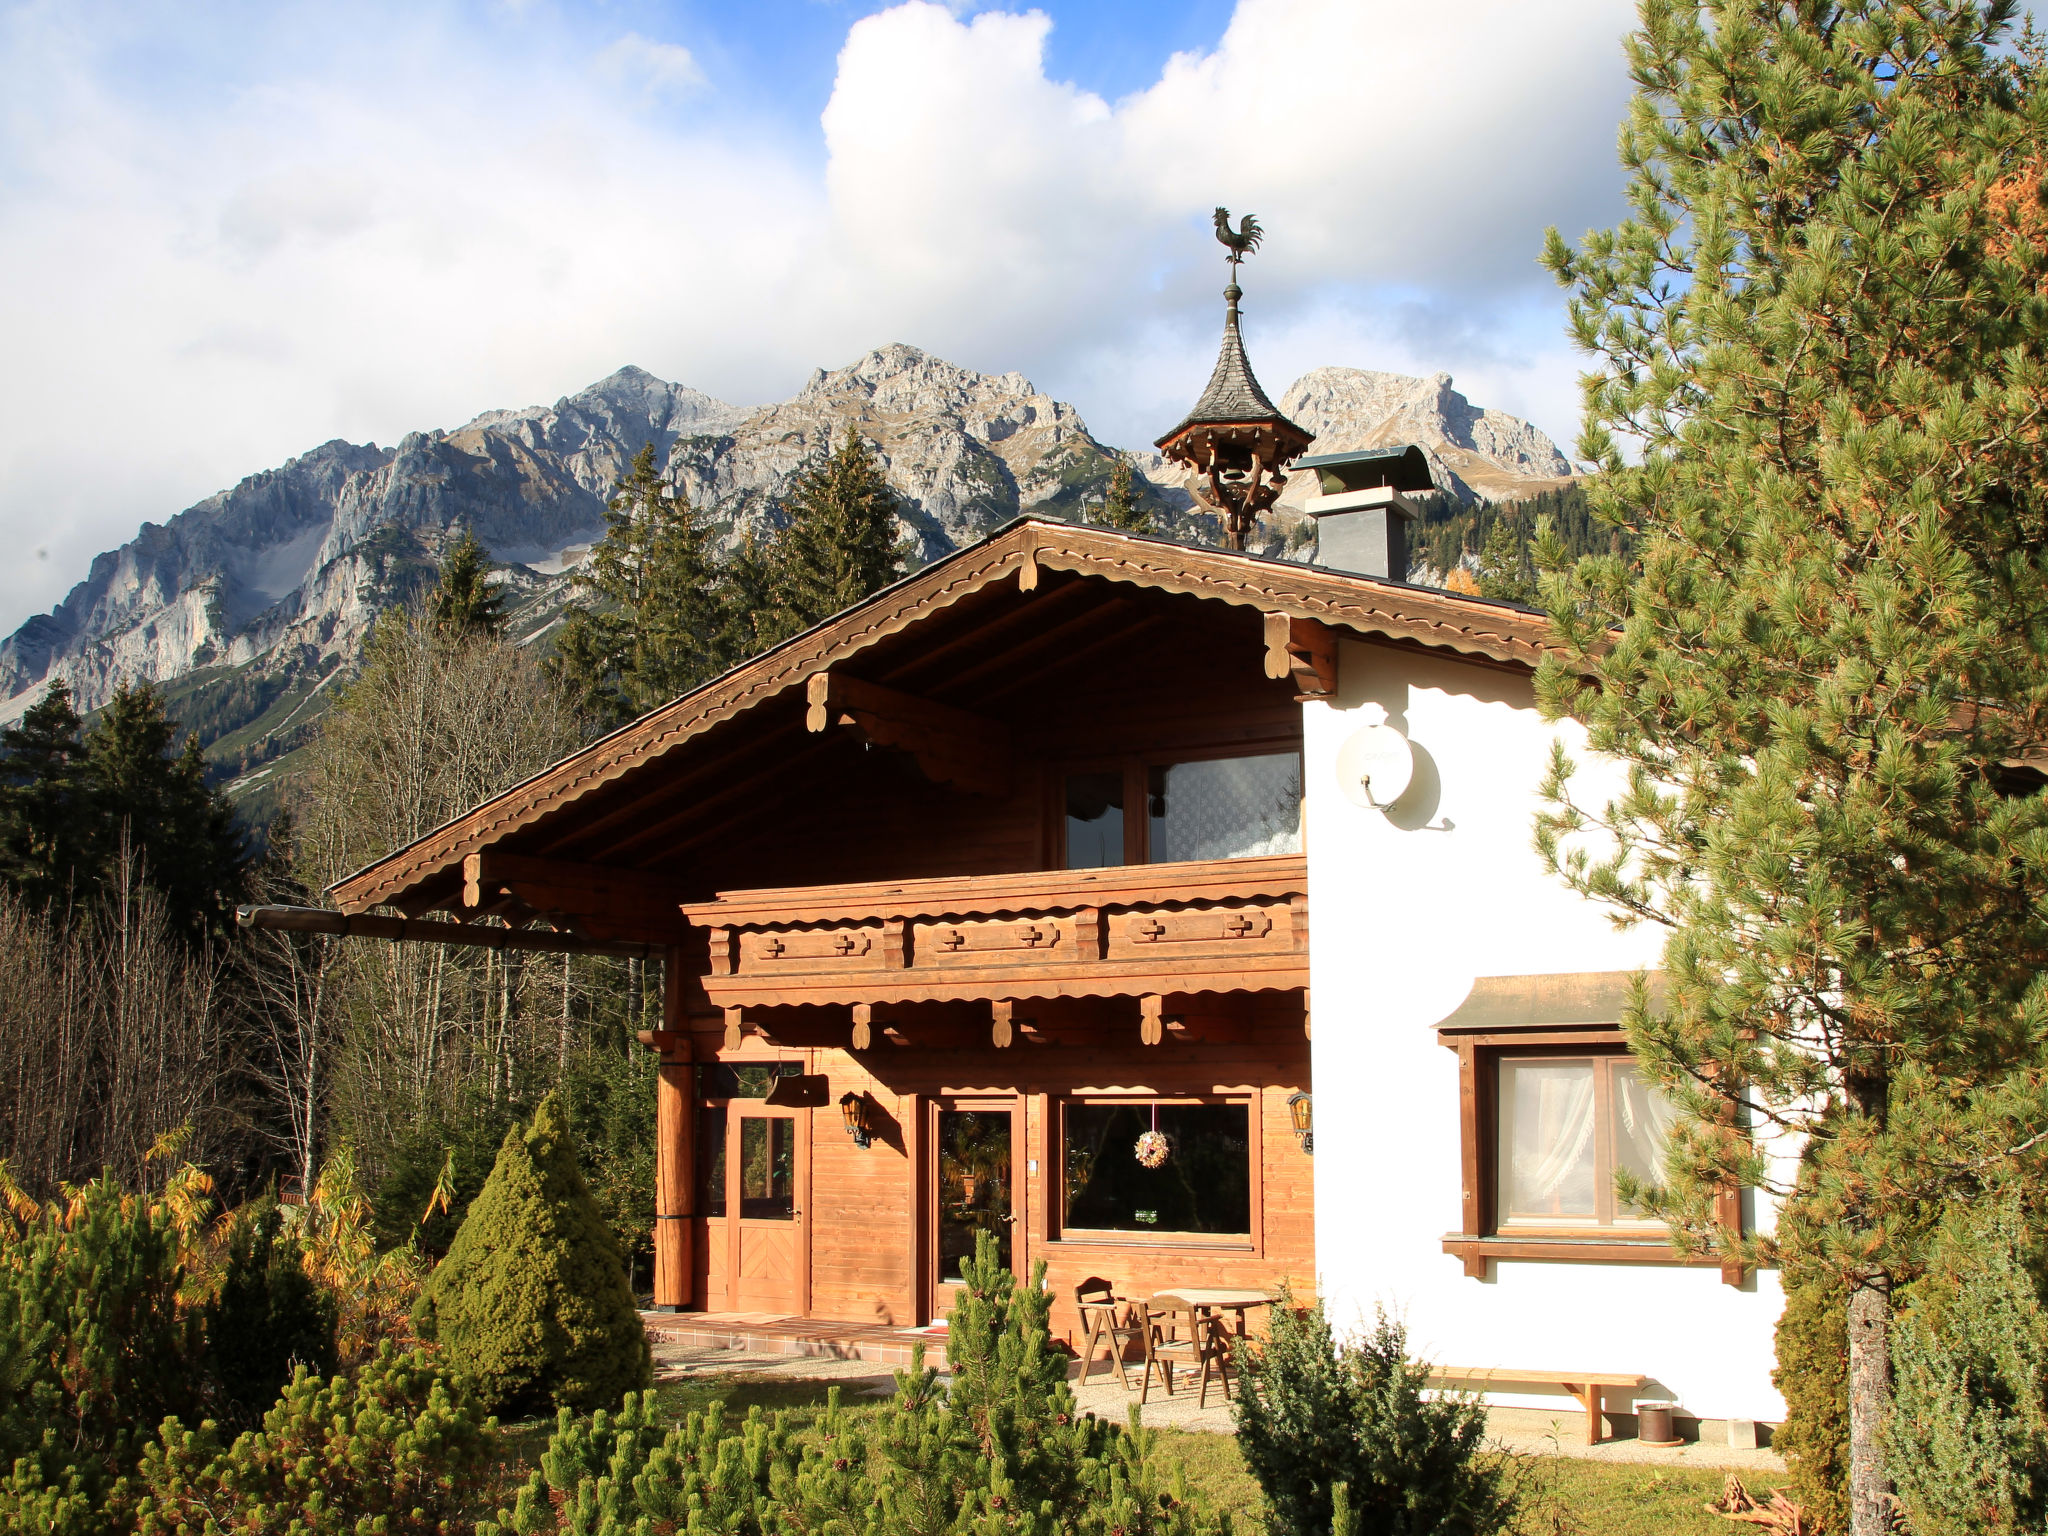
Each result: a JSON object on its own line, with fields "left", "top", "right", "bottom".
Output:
{"left": 1133, "top": 1129, "right": 1173, "bottom": 1169}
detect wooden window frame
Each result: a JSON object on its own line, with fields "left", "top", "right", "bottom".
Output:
{"left": 1047, "top": 1093, "right": 1261, "bottom": 1253}
{"left": 1439, "top": 1026, "right": 1745, "bottom": 1286}
{"left": 1052, "top": 738, "right": 1304, "bottom": 870}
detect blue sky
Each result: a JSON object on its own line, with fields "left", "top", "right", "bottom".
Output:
{"left": 0, "top": 0, "right": 1643, "bottom": 633}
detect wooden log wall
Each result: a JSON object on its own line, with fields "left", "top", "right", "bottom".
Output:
{"left": 687, "top": 989, "right": 1313, "bottom": 1345}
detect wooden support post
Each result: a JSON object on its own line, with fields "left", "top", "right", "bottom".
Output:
{"left": 647, "top": 946, "right": 694, "bottom": 1312}
{"left": 852, "top": 1002, "right": 874, "bottom": 1051}
{"left": 724, "top": 1005, "right": 745, "bottom": 1052}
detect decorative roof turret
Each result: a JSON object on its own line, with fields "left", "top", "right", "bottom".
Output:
{"left": 1155, "top": 208, "right": 1314, "bottom": 550}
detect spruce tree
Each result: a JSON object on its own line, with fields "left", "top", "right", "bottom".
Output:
{"left": 412, "top": 1092, "right": 651, "bottom": 1416}
{"left": 429, "top": 526, "right": 508, "bottom": 640}
{"left": 549, "top": 443, "right": 722, "bottom": 728}
{"left": 84, "top": 685, "right": 247, "bottom": 940}
{"left": 0, "top": 683, "right": 92, "bottom": 908}
{"left": 761, "top": 425, "right": 908, "bottom": 646}
{"left": 1472, "top": 514, "right": 1537, "bottom": 606}
{"left": 1534, "top": 6, "right": 2048, "bottom": 1530}
{"left": 1096, "top": 455, "right": 1155, "bottom": 534}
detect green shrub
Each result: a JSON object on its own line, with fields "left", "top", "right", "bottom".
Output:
{"left": 487, "top": 1230, "right": 1225, "bottom": 1536}
{"left": 125, "top": 1342, "right": 496, "bottom": 1535}
{"left": 0, "top": 1177, "right": 202, "bottom": 1536}
{"left": 1887, "top": 1200, "right": 2048, "bottom": 1536}
{"left": 1231, "top": 1296, "right": 1513, "bottom": 1536}
{"left": 413, "top": 1091, "right": 652, "bottom": 1415}
{"left": 1772, "top": 1266, "right": 1850, "bottom": 1533}
{"left": 201, "top": 1200, "right": 338, "bottom": 1427}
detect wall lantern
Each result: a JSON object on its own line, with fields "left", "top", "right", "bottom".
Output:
{"left": 839, "top": 1091, "right": 876, "bottom": 1149}
{"left": 1287, "top": 1091, "right": 1314, "bottom": 1155}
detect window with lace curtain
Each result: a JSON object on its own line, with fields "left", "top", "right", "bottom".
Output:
{"left": 1495, "top": 1053, "right": 1677, "bottom": 1232}
{"left": 1061, "top": 749, "right": 1302, "bottom": 868}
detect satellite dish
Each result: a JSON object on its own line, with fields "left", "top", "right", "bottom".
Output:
{"left": 1336, "top": 706, "right": 1414, "bottom": 810}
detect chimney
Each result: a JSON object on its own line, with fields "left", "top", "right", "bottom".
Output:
{"left": 1296, "top": 444, "right": 1436, "bottom": 583}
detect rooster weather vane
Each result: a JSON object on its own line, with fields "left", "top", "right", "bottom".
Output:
{"left": 1213, "top": 207, "right": 1263, "bottom": 267}
{"left": 1152, "top": 208, "right": 1313, "bottom": 551}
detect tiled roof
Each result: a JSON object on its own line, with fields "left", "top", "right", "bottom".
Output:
{"left": 1157, "top": 292, "right": 1308, "bottom": 443}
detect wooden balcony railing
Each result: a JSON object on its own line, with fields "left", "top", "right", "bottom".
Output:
{"left": 680, "top": 854, "right": 1307, "bottom": 1012}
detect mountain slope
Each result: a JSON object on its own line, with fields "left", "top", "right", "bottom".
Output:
{"left": 0, "top": 351, "right": 1574, "bottom": 816}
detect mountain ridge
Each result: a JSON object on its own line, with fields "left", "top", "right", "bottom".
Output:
{"left": 0, "top": 348, "right": 1575, "bottom": 812}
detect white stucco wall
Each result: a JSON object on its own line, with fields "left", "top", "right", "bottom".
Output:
{"left": 1305, "top": 638, "right": 1786, "bottom": 1423}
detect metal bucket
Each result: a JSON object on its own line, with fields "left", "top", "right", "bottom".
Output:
{"left": 1637, "top": 1401, "right": 1682, "bottom": 1447}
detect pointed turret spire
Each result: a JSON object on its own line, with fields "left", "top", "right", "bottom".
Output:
{"left": 1156, "top": 211, "right": 1313, "bottom": 550}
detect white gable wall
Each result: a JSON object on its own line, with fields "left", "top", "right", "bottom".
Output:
{"left": 1304, "top": 637, "right": 1786, "bottom": 1423}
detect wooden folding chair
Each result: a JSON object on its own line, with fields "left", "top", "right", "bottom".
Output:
{"left": 1075, "top": 1277, "right": 1140, "bottom": 1389}
{"left": 1140, "top": 1301, "right": 1236, "bottom": 1408}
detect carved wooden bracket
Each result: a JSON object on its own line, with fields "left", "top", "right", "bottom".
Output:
{"left": 805, "top": 671, "right": 1011, "bottom": 797}
{"left": 461, "top": 850, "right": 688, "bottom": 944}
{"left": 852, "top": 1002, "right": 874, "bottom": 1050}
{"left": 1263, "top": 613, "right": 1338, "bottom": 700}
{"left": 723, "top": 1005, "right": 746, "bottom": 1052}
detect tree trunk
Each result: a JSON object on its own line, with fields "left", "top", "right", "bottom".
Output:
{"left": 1847, "top": 1271, "right": 1892, "bottom": 1534}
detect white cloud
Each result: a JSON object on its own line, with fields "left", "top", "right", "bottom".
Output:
{"left": 0, "top": 0, "right": 1637, "bottom": 634}
{"left": 595, "top": 33, "right": 706, "bottom": 99}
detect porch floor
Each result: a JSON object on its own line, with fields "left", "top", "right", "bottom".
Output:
{"left": 642, "top": 1310, "right": 952, "bottom": 1371}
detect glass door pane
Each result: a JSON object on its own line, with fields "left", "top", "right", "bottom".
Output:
{"left": 698, "top": 1106, "right": 728, "bottom": 1217}
{"left": 739, "top": 1115, "right": 795, "bottom": 1220}
{"left": 937, "top": 1109, "right": 1012, "bottom": 1284}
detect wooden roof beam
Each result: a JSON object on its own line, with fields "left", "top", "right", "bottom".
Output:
{"left": 461, "top": 850, "right": 691, "bottom": 943}
{"left": 929, "top": 595, "right": 1144, "bottom": 702}
{"left": 604, "top": 733, "right": 849, "bottom": 865}
{"left": 876, "top": 574, "right": 1099, "bottom": 693}
{"left": 805, "top": 672, "right": 1010, "bottom": 798}
{"left": 983, "top": 612, "right": 1172, "bottom": 705}
{"left": 534, "top": 715, "right": 808, "bottom": 861}
{"left": 1265, "top": 613, "right": 1339, "bottom": 700}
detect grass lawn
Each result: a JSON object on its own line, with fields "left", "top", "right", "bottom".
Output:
{"left": 1145, "top": 1424, "right": 1737, "bottom": 1536}
{"left": 540, "top": 1373, "right": 1743, "bottom": 1536}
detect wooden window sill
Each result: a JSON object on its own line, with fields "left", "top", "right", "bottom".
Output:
{"left": 1443, "top": 1234, "right": 1748, "bottom": 1287}
{"left": 1050, "top": 1232, "right": 1256, "bottom": 1252}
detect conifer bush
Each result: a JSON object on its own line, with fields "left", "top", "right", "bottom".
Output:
{"left": 126, "top": 1342, "right": 496, "bottom": 1535}
{"left": 1772, "top": 1267, "right": 1851, "bottom": 1533}
{"left": 0, "top": 1176, "right": 202, "bottom": 1536}
{"left": 485, "top": 1229, "right": 1226, "bottom": 1536}
{"left": 1887, "top": 1201, "right": 2048, "bottom": 1536}
{"left": 201, "top": 1199, "right": 338, "bottom": 1427}
{"left": 413, "top": 1091, "right": 653, "bottom": 1415}
{"left": 1231, "top": 1294, "right": 1513, "bottom": 1536}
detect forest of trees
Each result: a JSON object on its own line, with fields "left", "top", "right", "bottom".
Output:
{"left": 0, "top": 426, "right": 914, "bottom": 1284}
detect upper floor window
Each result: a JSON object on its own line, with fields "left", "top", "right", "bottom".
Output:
{"left": 1062, "top": 750, "right": 1301, "bottom": 868}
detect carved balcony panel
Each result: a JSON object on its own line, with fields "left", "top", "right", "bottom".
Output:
{"left": 678, "top": 854, "right": 1307, "bottom": 1009}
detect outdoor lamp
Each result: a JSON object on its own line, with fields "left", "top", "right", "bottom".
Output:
{"left": 839, "top": 1091, "right": 875, "bottom": 1149}
{"left": 1287, "top": 1091, "right": 1313, "bottom": 1155}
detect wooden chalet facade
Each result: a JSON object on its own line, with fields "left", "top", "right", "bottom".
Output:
{"left": 320, "top": 507, "right": 1787, "bottom": 1425}
{"left": 325, "top": 517, "right": 1537, "bottom": 1339}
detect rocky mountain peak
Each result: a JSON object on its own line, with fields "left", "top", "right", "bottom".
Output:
{"left": 1277, "top": 366, "right": 1576, "bottom": 506}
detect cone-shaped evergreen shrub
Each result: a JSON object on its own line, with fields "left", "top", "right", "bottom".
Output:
{"left": 413, "top": 1092, "right": 651, "bottom": 1415}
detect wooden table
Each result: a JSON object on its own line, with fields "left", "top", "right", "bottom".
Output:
{"left": 1152, "top": 1288, "right": 1275, "bottom": 1339}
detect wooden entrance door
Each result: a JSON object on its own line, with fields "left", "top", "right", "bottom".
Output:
{"left": 931, "top": 1099, "right": 1020, "bottom": 1316}
{"left": 694, "top": 1100, "right": 808, "bottom": 1314}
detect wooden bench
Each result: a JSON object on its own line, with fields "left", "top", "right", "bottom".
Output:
{"left": 1427, "top": 1368, "right": 1648, "bottom": 1445}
